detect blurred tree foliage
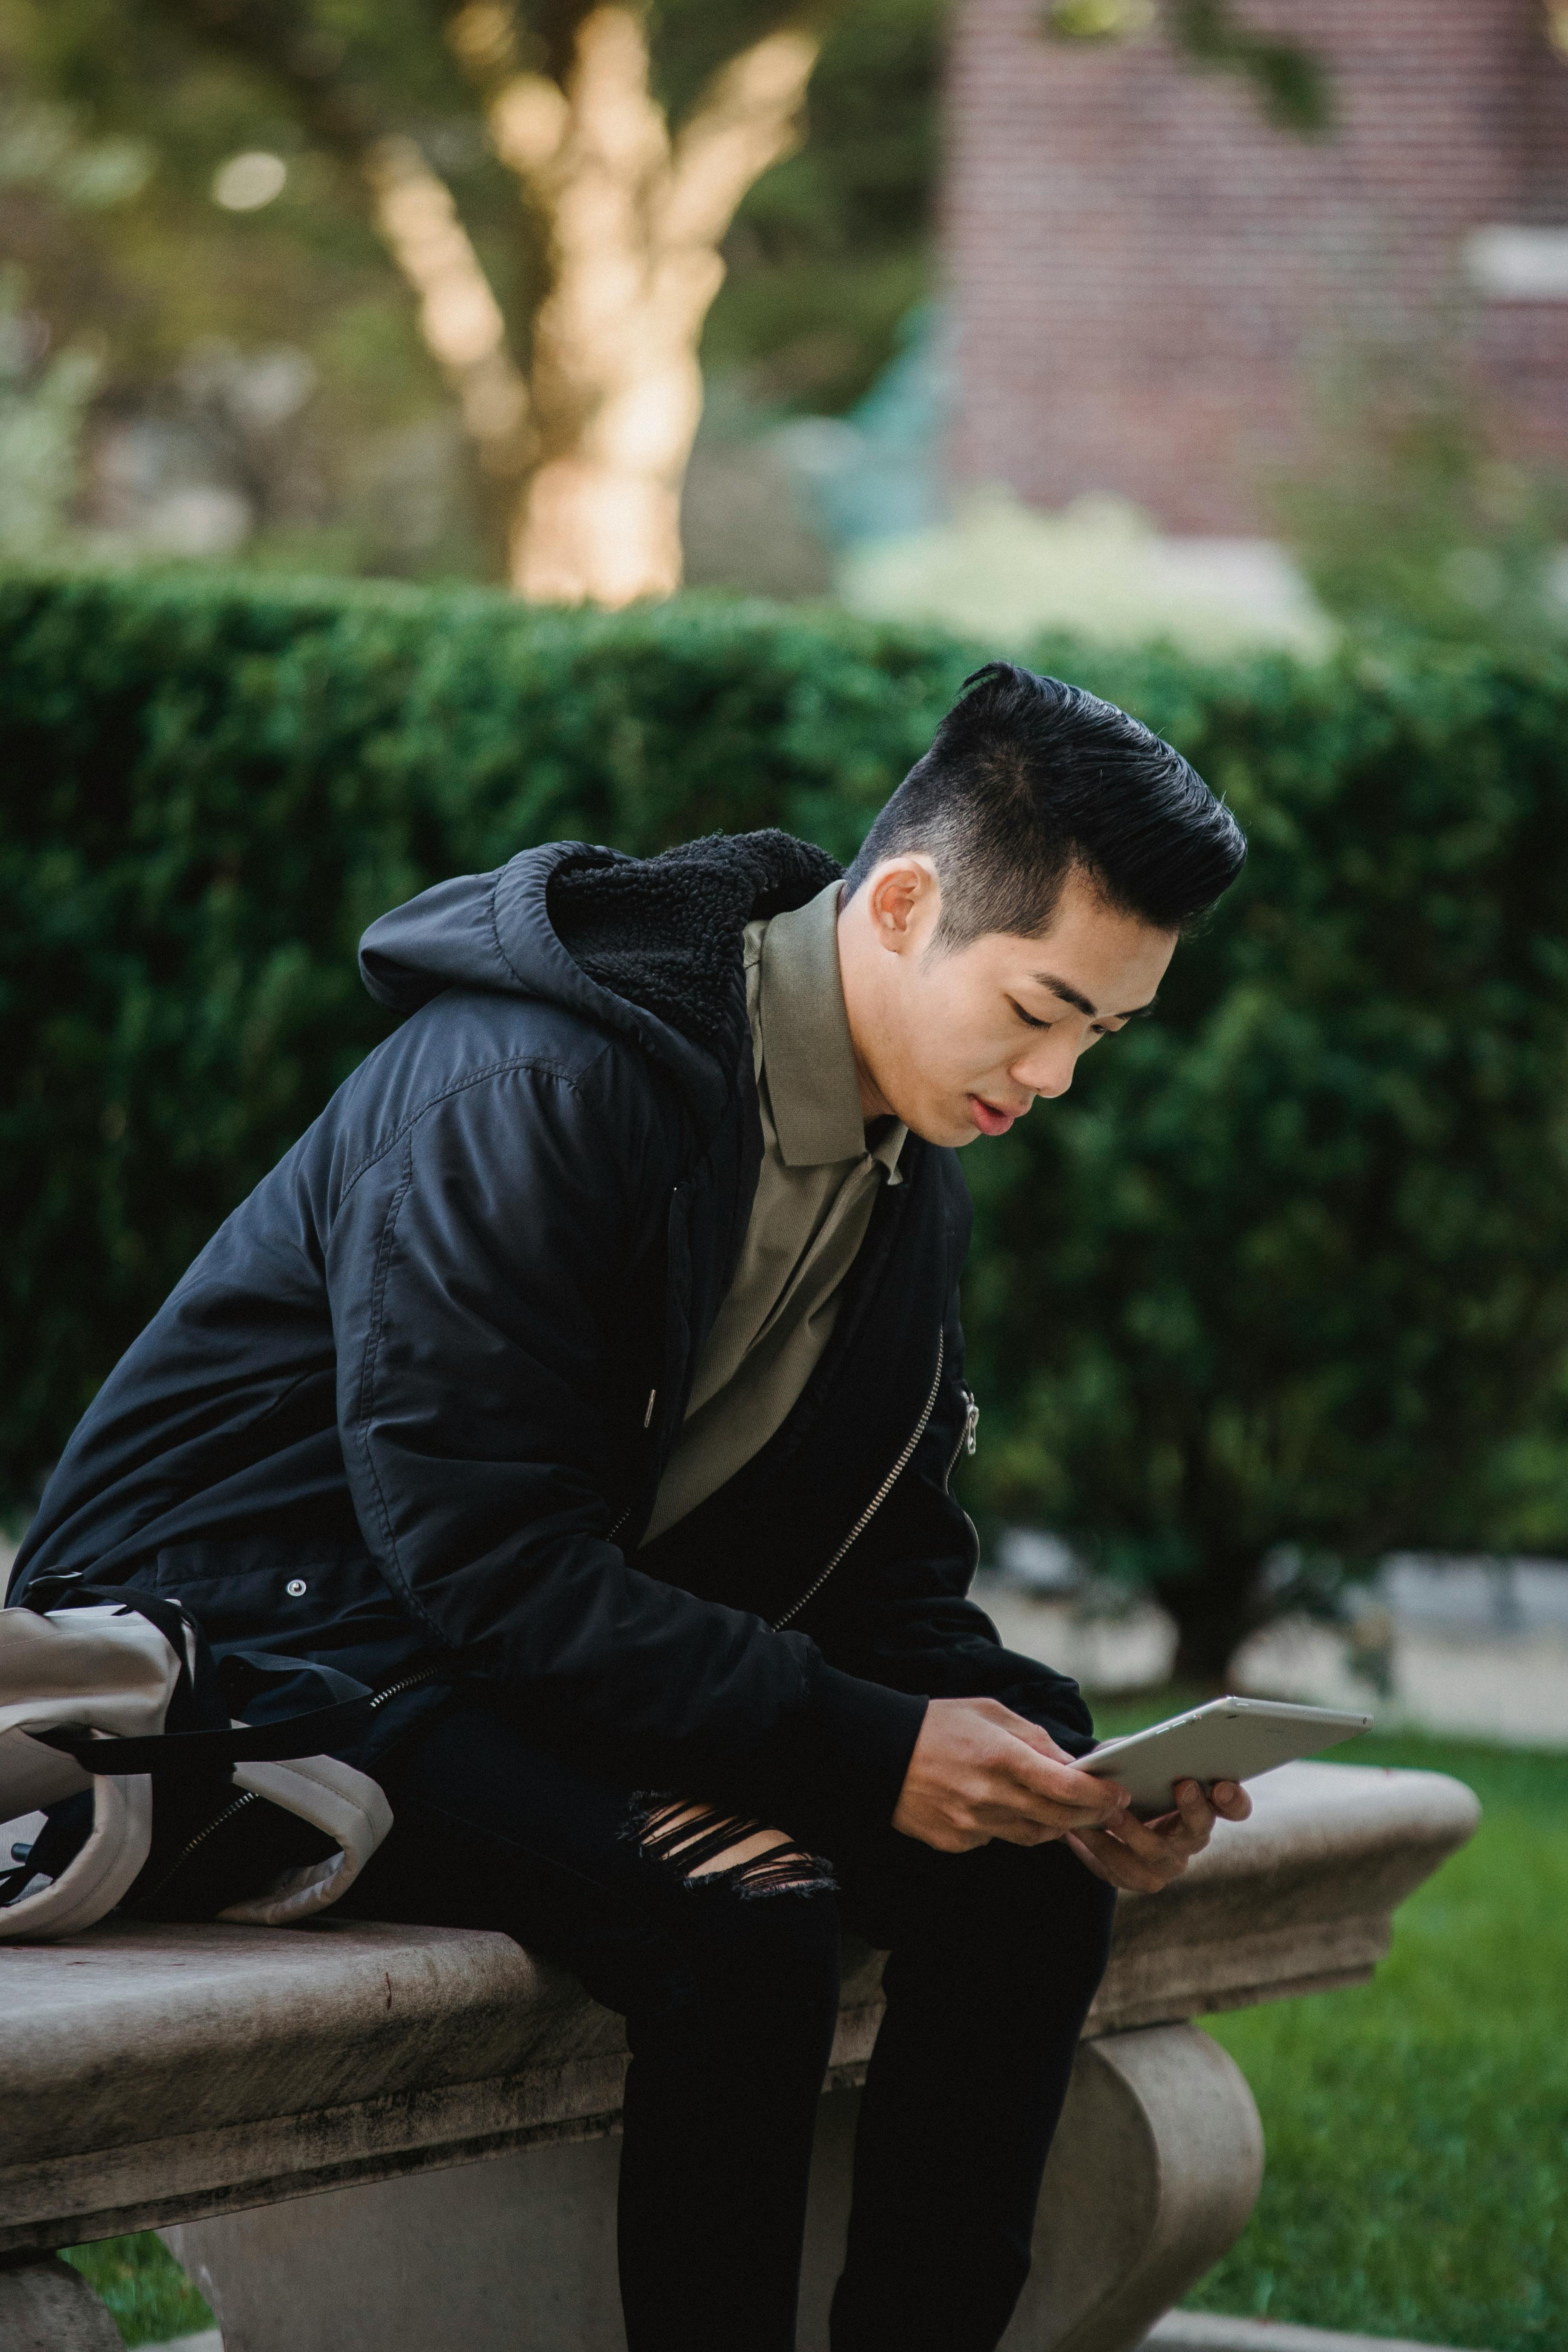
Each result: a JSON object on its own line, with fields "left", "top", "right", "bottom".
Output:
{"left": 0, "top": 265, "right": 100, "bottom": 554}
{"left": 0, "top": 0, "right": 947, "bottom": 589}
{"left": 1279, "top": 345, "right": 1568, "bottom": 653}
{"left": 1043, "top": 0, "right": 1327, "bottom": 134}
{"left": 0, "top": 0, "right": 473, "bottom": 570}
{"left": 694, "top": 0, "right": 942, "bottom": 415}
{"left": 0, "top": 0, "right": 1326, "bottom": 593}
{"left": 0, "top": 0, "right": 945, "bottom": 407}
{"left": 5, "top": 570, "right": 1568, "bottom": 1677}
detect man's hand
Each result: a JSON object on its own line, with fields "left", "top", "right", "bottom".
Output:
{"left": 1067, "top": 1777, "right": 1253, "bottom": 1892}
{"left": 892, "top": 1697, "right": 1130, "bottom": 1852}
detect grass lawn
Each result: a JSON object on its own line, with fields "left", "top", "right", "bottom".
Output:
{"left": 1093, "top": 1696, "right": 1568, "bottom": 2352}
{"left": 63, "top": 2237, "right": 213, "bottom": 2347}
{"left": 67, "top": 1716, "right": 1565, "bottom": 2349}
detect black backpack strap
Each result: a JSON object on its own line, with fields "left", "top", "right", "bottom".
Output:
{"left": 17, "top": 1578, "right": 226, "bottom": 1735}
{"left": 29, "top": 1694, "right": 375, "bottom": 1777}
{"left": 16, "top": 1589, "right": 379, "bottom": 1776}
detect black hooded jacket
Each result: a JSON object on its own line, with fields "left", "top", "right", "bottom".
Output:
{"left": 10, "top": 832, "right": 1090, "bottom": 1828}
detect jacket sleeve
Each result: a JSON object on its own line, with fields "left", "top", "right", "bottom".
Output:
{"left": 811, "top": 1279, "right": 1096, "bottom": 1753}
{"left": 327, "top": 1045, "right": 926, "bottom": 1820}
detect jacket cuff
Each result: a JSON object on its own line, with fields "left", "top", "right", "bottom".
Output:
{"left": 993, "top": 1669, "right": 1096, "bottom": 1753}
{"left": 790, "top": 1659, "right": 928, "bottom": 1831}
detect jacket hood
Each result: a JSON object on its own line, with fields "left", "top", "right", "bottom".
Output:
{"left": 358, "top": 830, "right": 841, "bottom": 1113}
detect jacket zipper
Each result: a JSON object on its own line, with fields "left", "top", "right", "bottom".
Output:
{"left": 772, "top": 1330, "right": 947, "bottom": 1629}
{"left": 945, "top": 1388, "right": 979, "bottom": 1488}
{"left": 945, "top": 1385, "right": 982, "bottom": 1580}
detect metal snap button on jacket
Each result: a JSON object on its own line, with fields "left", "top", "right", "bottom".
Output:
{"left": 285, "top": 1578, "right": 308, "bottom": 1597}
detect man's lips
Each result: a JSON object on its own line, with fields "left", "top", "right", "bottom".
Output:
{"left": 966, "top": 1094, "right": 1019, "bottom": 1137}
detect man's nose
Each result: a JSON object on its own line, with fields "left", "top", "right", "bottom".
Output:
{"left": 1011, "top": 1037, "right": 1077, "bottom": 1100}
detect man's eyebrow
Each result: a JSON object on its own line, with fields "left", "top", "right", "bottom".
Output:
{"left": 1030, "top": 973, "right": 1160, "bottom": 1020}
{"left": 1031, "top": 971, "right": 1098, "bottom": 1017}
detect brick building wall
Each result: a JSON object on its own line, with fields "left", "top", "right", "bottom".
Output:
{"left": 945, "top": 0, "right": 1568, "bottom": 533}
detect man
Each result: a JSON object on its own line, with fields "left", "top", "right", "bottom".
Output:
{"left": 12, "top": 662, "right": 1251, "bottom": 2351}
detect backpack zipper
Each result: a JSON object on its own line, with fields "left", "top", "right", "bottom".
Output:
{"left": 366, "top": 1663, "right": 444, "bottom": 1713}
{"left": 132, "top": 1662, "right": 444, "bottom": 1908}
{"left": 772, "top": 1331, "right": 946, "bottom": 1629}
{"left": 134, "top": 1788, "right": 260, "bottom": 1906}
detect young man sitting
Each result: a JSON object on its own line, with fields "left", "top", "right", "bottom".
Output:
{"left": 12, "top": 661, "right": 1252, "bottom": 2352}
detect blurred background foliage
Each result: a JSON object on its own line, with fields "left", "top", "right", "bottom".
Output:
{"left": 0, "top": 0, "right": 1396, "bottom": 627}
{"left": 1279, "top": 338, "right": 1568, "bottom": 656}
{"left": 5, "top": 570, "right": 1568, "bottom": 1680}
{"left": 0, "top": 0, "right": 944, "bottom": 584}
{"left": 3, "top": 0, "right": 1556, "bottom": 645}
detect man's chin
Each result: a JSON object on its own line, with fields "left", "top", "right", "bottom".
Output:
{"left": 901, "top": 1105, "right": 989, "bottom": 1148}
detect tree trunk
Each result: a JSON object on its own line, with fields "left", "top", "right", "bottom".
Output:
{"left": 362, "top": 135, "right": 530, "bottom": 483}
{"left": 478, "top": 6, "right": 821, "bottom": 605}
{"left": 1163, "top": 1539, "right": 1264, "bottom": 1692}
{"left": 511, "top": 258, "right": 713, "bottom": 603}
{"left": 151, "top": 0, "right": 820, "bottom": 602}
{"left": 500, "top": 9, "right": 702, "bottom": 602}
{"left": 1170, "top": 1612, "right": 1248, "bottom": 1695}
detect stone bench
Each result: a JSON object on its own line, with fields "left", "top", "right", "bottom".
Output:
{"left": 0, "top": 1760, "right": 1478, "bottom": 2352}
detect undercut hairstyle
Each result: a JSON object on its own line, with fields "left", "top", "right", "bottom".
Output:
{"left": 843, "top": 663, "right": 1247, "bottom": 949}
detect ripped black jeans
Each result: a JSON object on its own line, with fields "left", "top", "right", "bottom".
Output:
{"left": 337, "top": 1698, "right": 1116, "bottom": 2352}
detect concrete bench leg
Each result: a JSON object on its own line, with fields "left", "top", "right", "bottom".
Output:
{"left": 0, "top": 2253, "right": 126, "bottom": 2352}
{"left": 1003, "top": 2024, "right": 1266, "bottom": 2352}
{"left": 165, "top": 2136, "right": 626, "bottom": 2352}
{"left": 166, "top": 2022, "right": 1262, "bottom": 2352}
{"left": 797, "top": 2022, "right": 1263, "bottom": 2352}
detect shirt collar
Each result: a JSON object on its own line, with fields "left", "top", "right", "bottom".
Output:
{"left": 758, "top": 880, "right": 905, "bottom": 1177}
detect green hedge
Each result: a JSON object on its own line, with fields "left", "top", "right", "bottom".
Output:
{"left": 4, "top": 570, "right": 1568, "bottom": 1669}
{"left": 0, "top": 572, "right": 970, "bottom": 1508}
{"left": 964, "top": 647, "right": 1568, "bottom": 1668}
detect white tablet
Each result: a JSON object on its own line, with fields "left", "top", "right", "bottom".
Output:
{"left": 1080, "top": 1696, "right": 1372, "bottom": 1818}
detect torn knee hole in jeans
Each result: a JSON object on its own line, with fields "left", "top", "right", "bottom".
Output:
{"left": 627, "top": 1797, "right": 836, "bottom": 1898}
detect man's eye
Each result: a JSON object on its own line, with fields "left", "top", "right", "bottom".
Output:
{"left": 1011, "top": 999, "right": 1051, "bottom": 1030}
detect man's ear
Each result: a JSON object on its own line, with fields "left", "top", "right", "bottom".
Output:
{"left": 864, "top": 855, "right": 940, "bottom": 952}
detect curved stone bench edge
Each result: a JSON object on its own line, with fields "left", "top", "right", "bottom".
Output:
{"left": 0, "top": 1761, "right": 1482, "bottom": 2257}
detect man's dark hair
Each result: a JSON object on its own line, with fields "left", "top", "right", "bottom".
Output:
{"left": 843, "top": 663, "right": 1246, "bottom": 947}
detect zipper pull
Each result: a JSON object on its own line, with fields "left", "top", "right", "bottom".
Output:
{"left": 644, "top": 1388, "right": 657, "bottom": 1429}
{"left": 964, "top": 1392, "right": 979, "bottom": 1456}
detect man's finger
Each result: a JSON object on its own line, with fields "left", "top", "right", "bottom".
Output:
{"left": 1067, "top": 1828, "right": 1173, "bottom": 1893}
{"left": 998, "top": 1715, "right": 1080, "bottom": 1766}
{"left": 1001, "top": 1738, "right": 1127, "bottom": 1820}
{"left": 1070, "top": 1771, "right": 1256, "bottom": 1892}
{"left": 987, "top": 1816, "right": 1068, "bottom": 1849}
{"left": 974, "top": 1786, "right": 1114, "bottom": 1838}
{"left": 1088, "top": 1786, "right": 1215, "bottom": 1869}
{"left": 1099, "top": 1807, "right": 1198, "bottom": 1866}
{"left": 1065, "top": 1830, "right": 1123, "bottom": 1885}
{"left": 1171, "top": 1778, "right": 1218, "bottom": 1845}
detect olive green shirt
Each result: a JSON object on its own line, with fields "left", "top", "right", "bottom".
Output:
{"left": 642, "top": 880, "right": 907, "bottom": 1545}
